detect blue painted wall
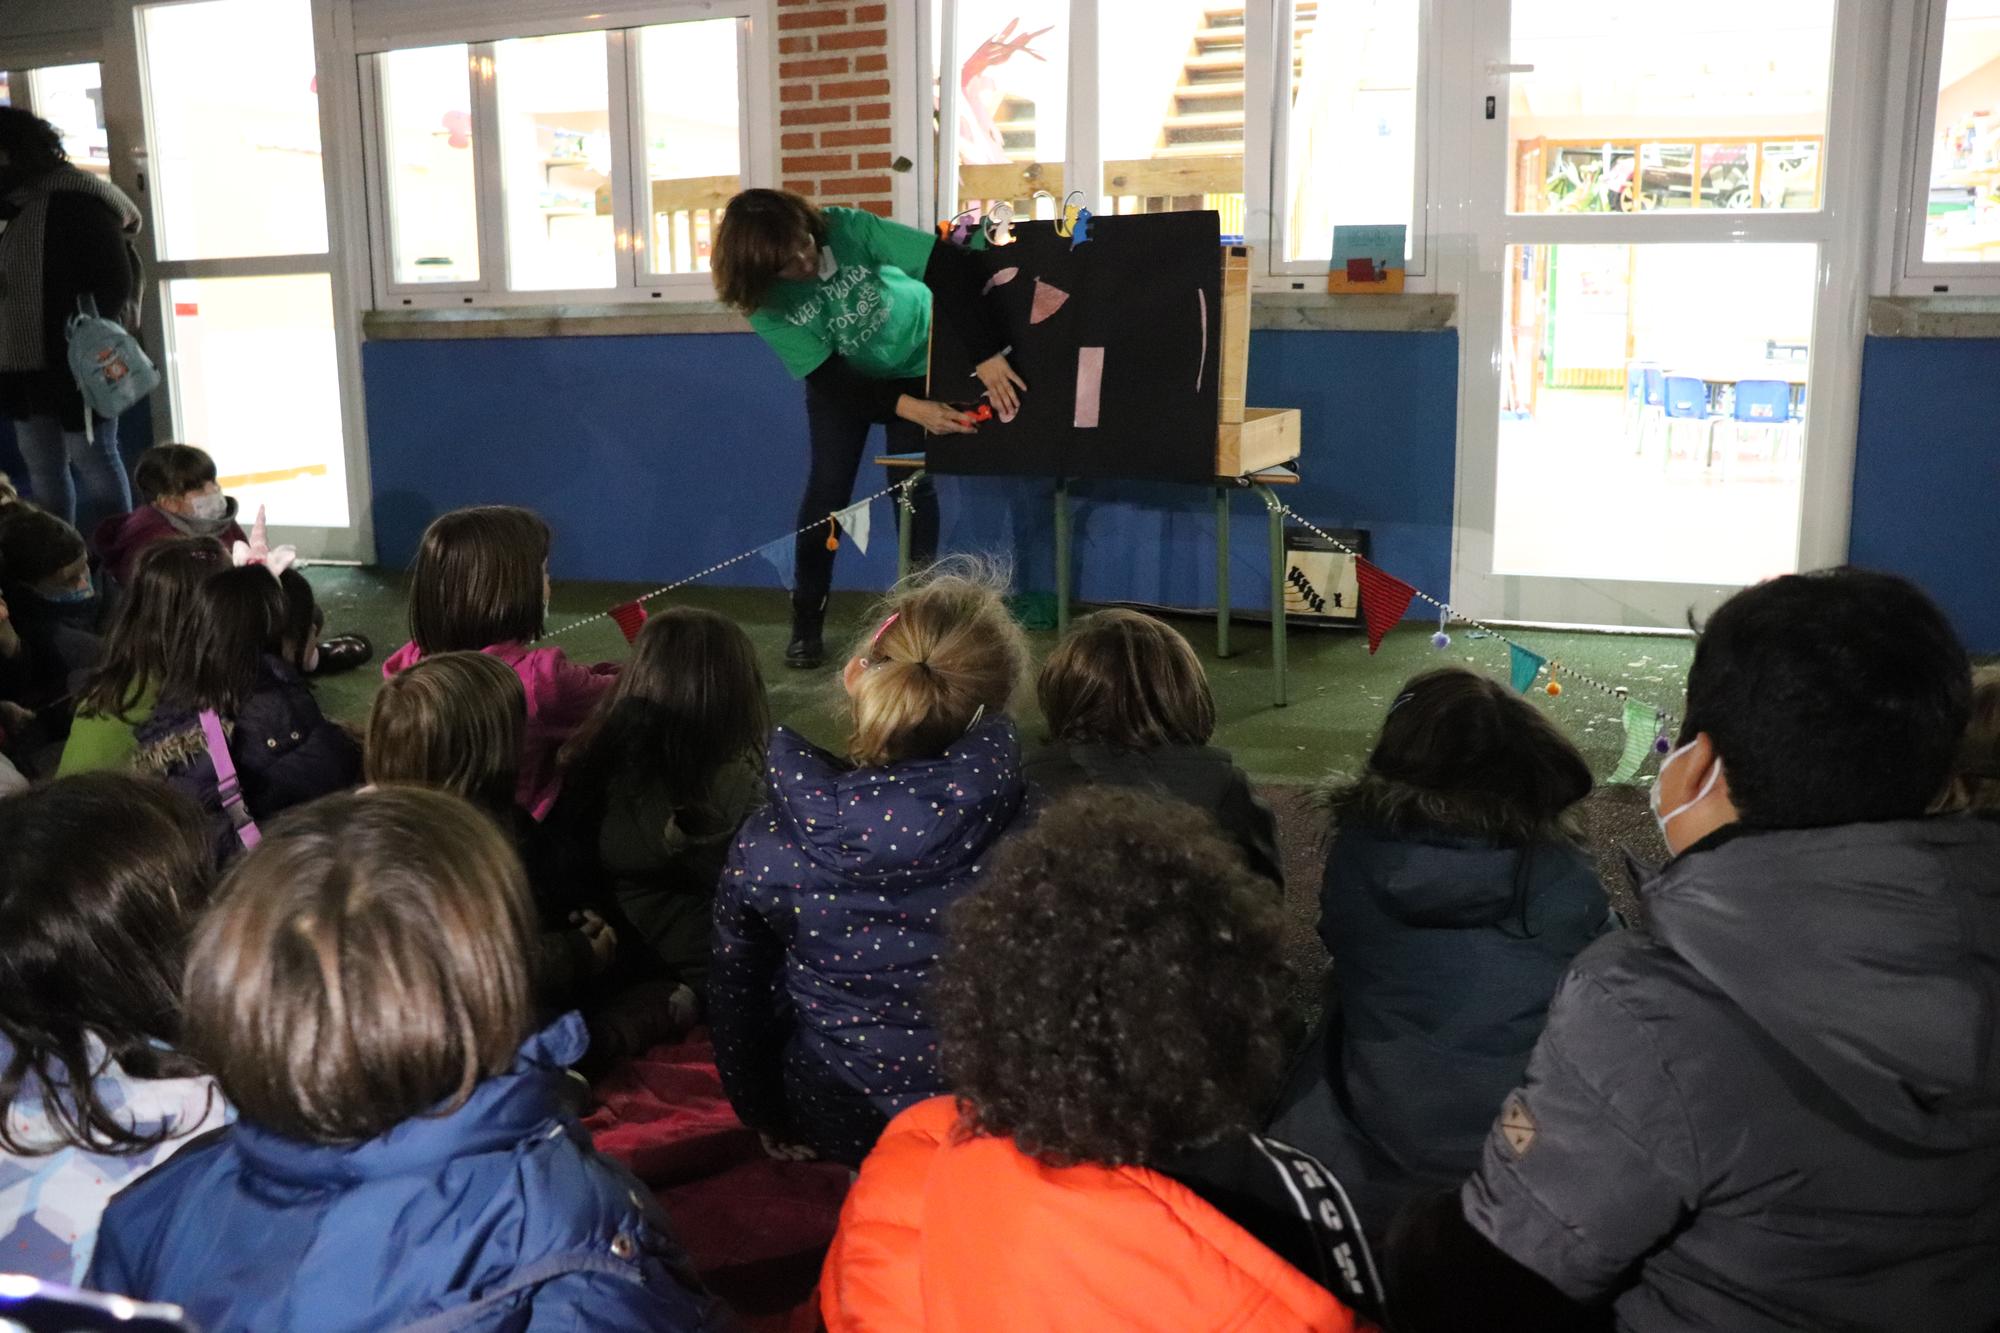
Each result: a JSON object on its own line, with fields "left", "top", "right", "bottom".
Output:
{"left": 1851, "top": 336, "right": 2000, "bottom": 654}
{"left": 361, "top": 327, "right": 1460, "bottom": 616}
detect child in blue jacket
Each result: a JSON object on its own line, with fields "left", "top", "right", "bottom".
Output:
{"left": 710, "top": 566, "right": 1030, "bottom": 1166}
{"left": 87, "top": 787, "right": 723, "bottom": 1333}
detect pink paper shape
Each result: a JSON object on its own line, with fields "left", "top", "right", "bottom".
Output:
{"left": 1074, "top": 347, "right": 1104, "bottom": 428}
{"left": 982, "top": 267, "right": 1019, "bottom": 295}
{"left": 1196, "top": 288, "right": 1208, "bottom": 392}
{"left": 1029, "top": 278, "right": 1070, "bottom": 324}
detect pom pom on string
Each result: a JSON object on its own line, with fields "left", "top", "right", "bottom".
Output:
{"left": 1546, "top": 681, "right": 1563, "bottom": 698}
{"left": 825, "top": 517, "right": 840, "bottom": 552}
{"left": 1431, "top": 608, "right": 1451, "bottom": 650}
{"left": 1654, "top": 732, "right": 1673, "bottom": 755}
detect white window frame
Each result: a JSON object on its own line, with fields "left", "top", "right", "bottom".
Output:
{"left": 1887, "top": 0, "right": 2000, "bottom": 295}
{"left": 921, "top": 0, "right": 1434, "bottom": 290}
{"left": 356, "top": 0, "right": 774, "bottom": 310}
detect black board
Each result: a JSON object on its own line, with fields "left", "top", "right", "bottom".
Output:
{"left": 924, "top": 209, "right": 1222, "bottom": 484}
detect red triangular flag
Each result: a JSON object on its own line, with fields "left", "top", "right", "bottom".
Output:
{"left": 609, "top": 600, "right": 648, "bottom": 644}
{"left": 1354, "top": 559, "right": 1417, "bottom": 655}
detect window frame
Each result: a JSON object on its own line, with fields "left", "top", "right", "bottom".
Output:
{"left": 923, "top": 0, "right": 1433, "bottom": 289}
{"left": 357, "top": 0, "right": 772, "bottom": 310}
{"left": 1891, "top": 0, "right": 2000, "bottom": 295}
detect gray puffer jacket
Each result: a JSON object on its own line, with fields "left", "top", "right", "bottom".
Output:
{"left": 1461, "top": 815, "right": 2000, "bottom": 1332}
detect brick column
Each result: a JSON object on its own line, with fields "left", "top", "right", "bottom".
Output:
{"left": 776, "top": 0, "right": 895, "bottom": 215}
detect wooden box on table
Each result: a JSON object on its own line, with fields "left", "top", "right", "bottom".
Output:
{"left": 1215, "top": 245, "right": 1301, "bottom": 475}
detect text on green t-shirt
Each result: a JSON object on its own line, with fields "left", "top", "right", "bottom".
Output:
{"left": 749, "top": 206, "right": 937, "bottom": 382}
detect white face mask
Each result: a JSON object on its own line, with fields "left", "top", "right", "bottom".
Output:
{"left": 301, "top": 643, "right": 320, "bottom": 674}
{"left": 189, "top": 491, "right": 228, "bottom": 522}
{"left": 1650, "top": 739, "right": 1722, "bottom": 850}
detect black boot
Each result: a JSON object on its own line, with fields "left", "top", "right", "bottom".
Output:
{"left": 785, "top": 606, "right": 825, "bottom": 669}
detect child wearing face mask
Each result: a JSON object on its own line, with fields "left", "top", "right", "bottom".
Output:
{"left": 94, "top": 445, "right": 247, "bottom": 587}
{"left": 0, "top": 505, "right": 104, "bottom": 744}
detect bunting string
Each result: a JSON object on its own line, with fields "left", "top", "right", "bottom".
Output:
{"left": 540, "top": 477, "right": 919, "bottom": 641}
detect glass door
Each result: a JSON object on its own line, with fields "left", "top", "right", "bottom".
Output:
{"left": 121, "top": 0, "right": 368, "bottom": 559}
{"left": 1453, "top": 0, "right": 1871, "bottom": 627}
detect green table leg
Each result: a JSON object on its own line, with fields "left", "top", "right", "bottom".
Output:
{"left": 1259, "top": 484, "right": 1287, "bottom": 708}
{"left": 1054, "top": 477, "right": 1072, "bottom": 633}
{"left": 896, "top": 468, "right": 925, "bottom": 583}
{"left": 1215, "top": 486, "right": 1231, "bottom": 659}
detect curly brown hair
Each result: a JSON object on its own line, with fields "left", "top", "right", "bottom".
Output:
{"left": 935, "top": 787, "right": 1295, "bottom": 1168}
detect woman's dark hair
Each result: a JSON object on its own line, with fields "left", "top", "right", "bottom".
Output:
{"left": 78, "top": 537, "right": 231, "bottom": 720}
{"left": 408, "top": 505, "right": 551, "bottom": 654}
{"left": 936, "top": 787, "right": 1294, "bottom": 1168}
{"left": 157, "top": 566, "right": 288, "bottom": 715}
{"left": 0, "top": 774, "right": 220, "bottom": 1156}
{"left": 0, "top": 107, "right": 69, "bottom": 178}
{"left": 711, "top": 188, "right": 827, "bottom": 314}
{"left": 559, "top": 606, "right": 770, "bottom": 810}
{"left": 1325, "top": 668, "right": 1593, "bottom": 846}
{"left": 132, "top": 444, "right": 219, "bottom": 503}
{"left": 1682, "top": 567, "right": 1970, "bottom": 828}
{"left": 0, "top": 507, "right": 88, "bottom": 588}
{"left": 185, "top": 787, "right": 535, "bottom": 1144}
{"left": 368, "top": 651, "right": 526, "bottom": 816}
{"left": 1038, "top": 608, "right": 1215, "bottom": 749}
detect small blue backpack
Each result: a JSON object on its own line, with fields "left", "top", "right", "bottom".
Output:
{"left": 66, "top": 294, "right": 160, "bottom": 438}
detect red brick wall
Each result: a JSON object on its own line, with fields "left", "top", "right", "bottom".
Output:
{"left": 776, "top": 0, "right": 897, "bottom": 215}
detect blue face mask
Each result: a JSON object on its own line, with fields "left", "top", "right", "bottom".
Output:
{"left": 42, "top": 583, "right": 95, "bottom": 605}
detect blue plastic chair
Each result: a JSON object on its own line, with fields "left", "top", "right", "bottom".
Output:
{"left": 1717, "top": 378, "right": 1798, "bottom": 472}
{"left": 1662, "top": 374, "right": 1719, "bottom": 468}
{"left": 1634, "top": 364, "right": 1668, "bottom": 455}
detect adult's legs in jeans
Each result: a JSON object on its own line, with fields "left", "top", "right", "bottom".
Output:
{"left": 8, "top": 414, "right": 131, "bottom": 528}
{"left": 13, "top": 415, "right": 78, "bottom": 525}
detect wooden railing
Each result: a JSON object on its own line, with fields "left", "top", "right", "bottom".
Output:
{"left": 648, "top": 174, "right": 742, "bottom": 274}
{"left": 957, "top": 154, "right": 1246, "bottom": 233}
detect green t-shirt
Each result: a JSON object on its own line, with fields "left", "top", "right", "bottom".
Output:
{"left": 749, "top": 206, "right": 936, "bottom": 382}
{"left": 55, "top": 682, "right": 156, "bottom": 776}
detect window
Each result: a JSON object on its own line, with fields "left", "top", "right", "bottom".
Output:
{"left": 25, "top": 64, "right": 110, "bottom": 178}
{"left": 1914, "top": 0, "right": 2000, "bottom": 271}
{"left": 361, "top": 7, "right": 764, "bottom": 306}
{"left": 930, "top": 1, "right": 1425, "bottom": 277}
{"left": 377, "top": 45, "right": 481, "bottom": 285}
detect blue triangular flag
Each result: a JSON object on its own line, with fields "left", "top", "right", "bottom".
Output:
{"left": 756, "top": 536, "right": 794, "bottom": 591}
{"left": 1508, "top": 643, "right": 1547, "bottom": 694}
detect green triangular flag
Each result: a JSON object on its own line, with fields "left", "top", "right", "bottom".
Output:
{"left": 1609, "top": 698, "right": 1659, "bottom": 784}
{"left": 1509, "top": 643, "right": 1547, "bottom": 693}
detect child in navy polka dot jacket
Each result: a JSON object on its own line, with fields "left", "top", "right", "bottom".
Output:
{"left": 710, "top": 564, "right": 1030, "bottom": 1166}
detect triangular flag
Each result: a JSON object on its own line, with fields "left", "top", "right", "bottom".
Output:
{"left": 1509, "top": 643, "right": 1547, "bottom": 693}
{"left": 755, "top": 537, "right": 795, "bottom": 591}
{"left": 1608, "top": 697, "right": 1659, "bottom": 784}
{"left": 609, "top": 601, "right": 648, "bottom": 644}
{"left": 834, "top": 498, "right": 872, "bottom": 556}
{"left": 1353, "top": 559, "right": 1416, "bottom": 655}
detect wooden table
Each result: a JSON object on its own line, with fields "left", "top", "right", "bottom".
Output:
{"left": 876, "top": 455, "right": 1304, "bottom": 706}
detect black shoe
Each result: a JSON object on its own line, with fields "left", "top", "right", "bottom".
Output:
{"left": 311, "top": 633, "right": 373, "bottom": 676}
{"left": 785, "top": 633, "right": 825, "bottom": 669}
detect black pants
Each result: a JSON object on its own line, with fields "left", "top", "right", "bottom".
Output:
{"left": 793, "top": 378, "right": 938, "bottom": 625}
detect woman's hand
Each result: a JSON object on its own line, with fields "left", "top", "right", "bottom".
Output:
{"left": 572, "top": 910, "right": 618, "bottom": 975}
{"left": 895, "top": 395, "right": 979, "bottom": 436}
{"left": 759, "top": 1131, "right": 819, "bottom": 1162}
{"left": 974, "top": 352, "right": 1026, "bottom": 418}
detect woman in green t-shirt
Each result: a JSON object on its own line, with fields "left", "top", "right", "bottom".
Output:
{"left": 714, "top": 188, "right": 1022, "bottom": 668}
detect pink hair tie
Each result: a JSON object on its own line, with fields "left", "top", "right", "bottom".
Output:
{"left": 870, "top": 612, "right": 900, "bottom": 650}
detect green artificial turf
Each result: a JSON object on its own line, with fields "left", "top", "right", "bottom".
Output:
{"left": 306, "top": 567, "right": 1693, "bottom": 789}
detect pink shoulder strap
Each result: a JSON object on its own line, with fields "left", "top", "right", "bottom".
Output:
{"left": 200, "top": 709, "right": 261, "bottom": 850}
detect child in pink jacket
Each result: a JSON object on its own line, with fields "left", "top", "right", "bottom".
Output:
{"left": 383, "top": 506, "right": 617, "bottom": 818}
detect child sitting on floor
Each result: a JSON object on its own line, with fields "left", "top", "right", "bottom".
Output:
{"left": 134, "top": 565, "right": 360, "bottom": 860}
{"left": 0, "top": 774, "right": 232, "bottom": 1284}
{"left": 365, "top": 650, "right": 621, "bottom": 1013}
{"left": 550, "top": 607, "right": 770, "bottom": 1009}
{"left": 0, "top": 506, "right": 103, "bottom": 742}
{"left": 383, "top": 505, "right": 618, "bottom": 819}
{"left": 822, "top": 787, "right": 1382, "bottom": 1333}
{"left": 86, "top": 787, "right": 724, "bottom": 1333}
{"left": 60, "top": 536, "right": 229, "bottom": 775}
{"left": 93, "top": 444, "right": 245, "bottom": 587}
{"left": 711, "top": 564, "right": 1029, "bottom": 1166}
{"left": 1026, "top": 607, "right": 1283, "bottom": 887}
{"left": 1267, "top": 667, "right": 1613, "bottom": 1244}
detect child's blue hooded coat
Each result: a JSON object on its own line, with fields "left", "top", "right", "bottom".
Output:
{"left": 85, "top": 1014, "right": 723, "bottom": 1333}
{"left": 710, "top": 718, "right": 1023, "bottom": 1165}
